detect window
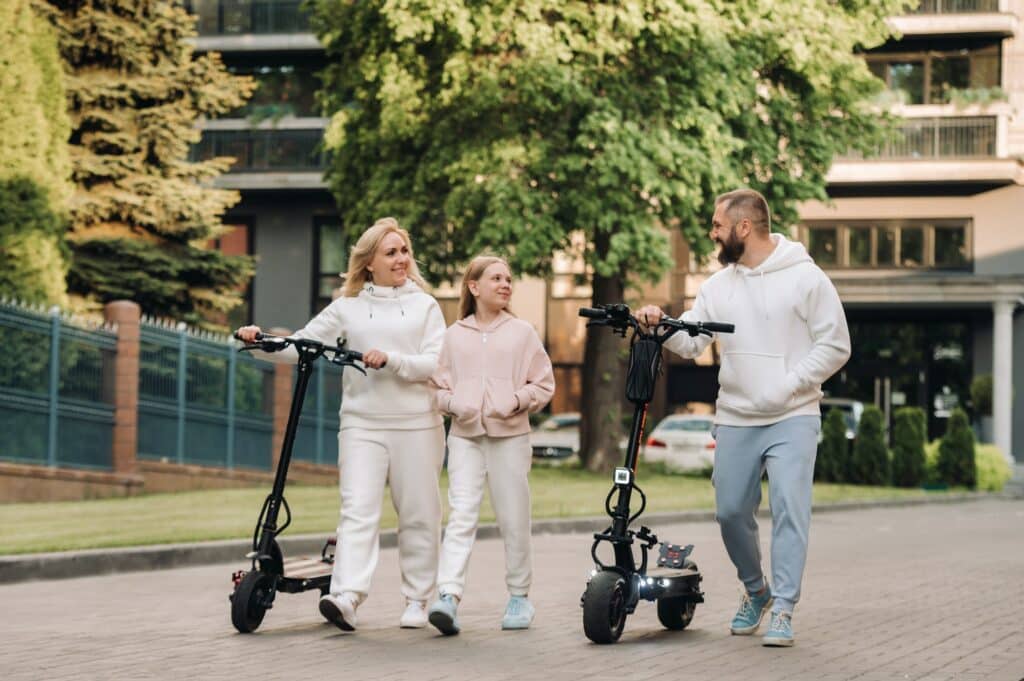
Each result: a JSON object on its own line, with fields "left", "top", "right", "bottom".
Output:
{"left": 226, "top": 63, "right": 321, "bottom": 118}
{"left": 800, "top": 221, "right": 970, "bottom": 270}
{"left": 313, "top": 218, "right": 346, "bottom": 314}
{"left": 867, "top": 45, "right": 1001, "bottom": 105}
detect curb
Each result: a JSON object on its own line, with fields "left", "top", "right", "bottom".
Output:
{"left": 0, "top": 491, "right": 1008, "bottom": 585}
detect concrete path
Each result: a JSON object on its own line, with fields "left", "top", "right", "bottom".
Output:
{"left": 3, "top": 498, "right": 1022, "bottom": 681}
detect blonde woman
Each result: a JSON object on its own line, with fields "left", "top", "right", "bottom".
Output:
{"left": 236, "top": 217, "right": 447, "bottom": 632}
{"left": 427, "top": 255, "right": 555, "bottom": 634}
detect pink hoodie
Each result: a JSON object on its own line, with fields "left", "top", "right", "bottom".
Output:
{"left": 432, "top": 311, "right": 555, "bottom": 438}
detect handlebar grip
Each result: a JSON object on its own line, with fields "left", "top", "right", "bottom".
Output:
{"left": 701, "top": 322, "right": 735, "bottom": 333}
{"left": 579, "top": 308, "right": 606, "bottom": 319}
{"left": 233, "top": 331, "right": 265, "bottom": 341}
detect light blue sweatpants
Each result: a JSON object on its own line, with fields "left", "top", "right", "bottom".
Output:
{"left": 712, "top": 415, "right": 820, "bottom": 614}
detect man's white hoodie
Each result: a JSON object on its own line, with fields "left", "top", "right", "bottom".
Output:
{"left": 666, "top": 234, "right": 851, "bottom": 426}
{"left": 269, "top": 281, "right": 446, "bottom": 430}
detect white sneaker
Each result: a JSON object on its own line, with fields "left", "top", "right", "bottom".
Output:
{"left": 400, "top": 600, "right": 429, "bottom": 628}
{"left": 319, "top": 593, "right": 358, "bottom": 631}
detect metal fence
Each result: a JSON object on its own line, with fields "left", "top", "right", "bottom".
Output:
{"left": 0, "top": 300, "right": 117, "bottom": 470}
{"left": 839, "top": 116, "right": 997, "bottom": 161}
{"left": 188, "top": 0, "right": 312, "bottom": 35}
{"left": 911, "top": 0, "right": 1000, "bottom": 13}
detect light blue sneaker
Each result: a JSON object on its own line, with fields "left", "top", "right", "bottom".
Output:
{"left": 730, "top": 588, "right": 773, "bottom": 635}
{"left": 428, "top": 593, "right": 460, "bottom": 635}
{"left": 501, "top": 595, "right": 535, "bottom": 630}
{"left": 763, "top": 610, "right": 794, "bottom": 647}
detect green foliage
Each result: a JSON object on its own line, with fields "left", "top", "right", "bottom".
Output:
{"left": 816, "top": 408, "right": 849, "bottom": 483}
{"left": 0, "top": 1, "right": 72, "bottom": 305}
{"left": 947, "top": 87, "right": 1008, "bottom": 107}
{"left": 891, "top": 406, "right": 926, "bottom": 488}
{"left": 851, "top": 405, "right": 890, "bottom": 486}
{"left": 969, "top": 374, "right": 992, "bottom": 417}
{"left": 0, "top": 177, "right": 69, "bottom": 305}
{"left": 937, "top": 408, "right": 977, "bottom": 489}
{"left": 45, "top": 0, "right": 255, "bottom": 327}
{"left": 925, "top": 439, "right": 1008, "bottom": 492}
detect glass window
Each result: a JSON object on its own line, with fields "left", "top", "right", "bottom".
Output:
{"left": 877, "top": 228, "right": 897, "bottom": 266}
{"left": 930, "top": 56, "right": 970, "bottom": 104}
{"left": 227, "top": 64, "right": 320, "bottom": 118}
{"left": 889, "top": 62, "right": 924, "bottom": 105}
{"left": 315, "top": 220, "right": 345, "bottom": 313}
{"left": 808, "top": 228, "right": 838, "bottom": 265}
{"left": 934, "top": 226, "right": 968, "bottom": 268}
{"left": 900, "top": 227, "right": 924, "bottom": 267}
{"left": 848, "top": 227, "right": 872, "bottom": 267}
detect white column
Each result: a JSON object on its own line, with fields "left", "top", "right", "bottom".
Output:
{"left": 992, "top": 300, "right": 1015, "bottom": 465}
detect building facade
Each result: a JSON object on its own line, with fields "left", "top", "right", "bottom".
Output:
{"left": 189, "top": 0, "right": 1024, "bottom": 463}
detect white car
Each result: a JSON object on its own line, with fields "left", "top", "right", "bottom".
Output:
{"left": 530, "top": 412, "right": 580, "bottom": 464}
{"left": 820, "top": 397, "right": 863, "bottom": 441}
{"left": 643, "top": 414, "right": 716, "bottom": 473}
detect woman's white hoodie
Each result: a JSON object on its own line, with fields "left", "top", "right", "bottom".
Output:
{"left": 269, "top": 281, "right": 446, "bottom": 430}
{"left": 665, "top": 234, "right": 851, "bottom": 426}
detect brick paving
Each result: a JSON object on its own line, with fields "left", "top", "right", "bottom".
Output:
{"left": 2, "top": 498, "right": 1022, "bottom": 681}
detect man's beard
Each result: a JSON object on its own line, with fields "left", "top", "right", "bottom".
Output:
{"left": 716, "top": 230, "right": 745, "bottom": 266}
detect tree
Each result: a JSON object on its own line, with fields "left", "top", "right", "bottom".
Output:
{"left": 0, "top": 0, "right": 72, "bottom": 305}
{"left": 937, "top": 407, "right": 976, "bottom": 489}
{"left": 46, "top": 0, "right": 255, "bottom": 327}
{"left": 851, "top": 405, "right": 890, "bottom": 486}
{"left": 891, "top": 406, "right": 926, "bottom": 488}
{"left": 816, "top": 407, "right": 848, "bottom": 483}
{"left": 313, "top": 0, "right": 905, "bottom": 470}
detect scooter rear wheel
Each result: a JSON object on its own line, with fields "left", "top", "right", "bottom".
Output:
{"left": 582, "top": 570, "right": 628, "bottom": 644}
{"left": 656, "top": 597, "right": 696, "bottom": 630}
{"left": 231, "top": 570, "right": 273, "bottom": 633}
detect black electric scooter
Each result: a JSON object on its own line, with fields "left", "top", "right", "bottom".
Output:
{"left": 228, "top": 332, "right": 364, "bottom": 634}
{"left": 578, "top": 303, "right": 734, "bottom": 644}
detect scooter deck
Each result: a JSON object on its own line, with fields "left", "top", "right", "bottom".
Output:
{"left": 282, "top": 555, "right": 333, "bottom": 580}
{"left": 646, "top": 566, "right": 700, "bottom": 579}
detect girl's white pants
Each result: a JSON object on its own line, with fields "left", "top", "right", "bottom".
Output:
{"left": 437, "top": 433, "right": 533, "bottom": 599}
{"left": 329, "top": 425, "right": 445, "bottom": 603}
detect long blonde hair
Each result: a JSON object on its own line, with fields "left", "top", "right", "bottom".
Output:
{"left": 341, "top": 217, "right": 427, "bottom": 297}
{"left": 458, "top": 255, "right": 513, "bottom": 319}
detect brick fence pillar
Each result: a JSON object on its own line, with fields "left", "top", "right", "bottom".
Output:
{"left": 105, "top": 301, "right": 141, "bottom": 475}
{"left": 268, "top": 327, "right": 293, "bottom": 470}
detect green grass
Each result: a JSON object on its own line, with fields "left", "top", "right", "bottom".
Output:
{"left": 0, "top": 465, "right": 943, "bottom": 555}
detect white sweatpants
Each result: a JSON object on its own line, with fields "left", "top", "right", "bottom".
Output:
{"left": 437, "top": 433, "right": 533, "bottom": 599}
{"left": 329, "top": 425, "right": 445, "bottom": 604}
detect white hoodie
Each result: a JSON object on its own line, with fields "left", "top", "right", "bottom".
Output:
{"left": 665, "top": 234, "right": 851, "bottom": 427}
{"left": 270, "top": 281, "right": 446, "bottom": 430}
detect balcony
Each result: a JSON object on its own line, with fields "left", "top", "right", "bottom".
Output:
{"left": 186, "top": 0, "right": 321, "bottom": 52}
{"left": 193, "top": 125, "right": 329, "bottom": 190}
{"left": 839, "top": 116, "right": 997, "bottom": 161}
{"left": 890, "top": 0, "right": 1018, "bottom": 37}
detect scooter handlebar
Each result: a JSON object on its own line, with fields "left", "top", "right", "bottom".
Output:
{"left": 698, "top": 321, "right": 735, "bottom": 334}
{"left": 579, "top": 308, "right": 606, "bottom": 319}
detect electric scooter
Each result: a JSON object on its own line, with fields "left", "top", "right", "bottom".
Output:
{"left": 228, "top": 332, "right": 364, "bottom": 634}
{"left": 577, "top": 303, "right": 734, "bottom": 644}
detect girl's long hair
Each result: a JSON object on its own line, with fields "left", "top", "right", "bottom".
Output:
{"left": 341, "top": 217, "right": 427, "bottom": 297}
{"left": 458, "top": 255, "right": 512, "bottom": 319}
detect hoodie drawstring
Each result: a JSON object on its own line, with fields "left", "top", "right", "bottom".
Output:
{"left": 395, "top": 287, "right": 405, "bottom": 316}
{"left": 760, "top": 271, "right": 768, "bottom": 320}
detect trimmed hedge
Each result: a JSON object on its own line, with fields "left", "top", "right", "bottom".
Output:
{"left": 891, "top": 406, "right": 926, "bottom": 488}
{"left": 851, "top": 405, "right": 890, "bottom": 486}
{"left": 937, "top": 408, "right": 977, "bottom": 489}
{"left": 816, "top": 407, "right": 849, "bottom": 483}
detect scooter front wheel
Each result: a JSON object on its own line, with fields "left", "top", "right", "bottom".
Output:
{"left": 582, "top": 570, "right": 628, "bottom": 644}
{"left": 656, "top": 597, "right": 696, "bottom": 630}
{"left": 231, "top": 570, "right": 274, "bottom": 633}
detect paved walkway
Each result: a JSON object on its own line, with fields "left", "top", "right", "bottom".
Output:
{"left": 3, "top": 498, "right": 1022, "bottom": 681}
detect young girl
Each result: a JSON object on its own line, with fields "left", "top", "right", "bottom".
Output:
{"left": 427, "top": 255, "right": 555, "bottom": 635}
{"left": 236, "top": 217, "right": 447, "bottom": 632}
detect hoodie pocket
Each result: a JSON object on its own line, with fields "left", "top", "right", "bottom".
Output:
{"left": 717, "top": 352, "right": 786, "bottom": 414}
{"left": 484, "top": 377, "right": 518, "bottom": 418}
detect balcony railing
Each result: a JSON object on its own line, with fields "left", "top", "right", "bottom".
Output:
{"left": 838, "top": 116, "right": 996, "bottom": 160}
{"left": 193, "top": 129, "right": 327, "bottom": 171}
{"left": 910, "top": 0, "right": 1000, "bottom": 13}
{"left": 186, "top": 0, "right": 311, "bottom": 35}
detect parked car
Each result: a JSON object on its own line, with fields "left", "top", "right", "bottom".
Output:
{"left": 820, "top": 397, "right": 864, "bottom": 441}
{"left": 643, "top": 414, "right": 716, "bottom": 473}
{"left": 530, "top": 412, "right": 580, "bottom": 465}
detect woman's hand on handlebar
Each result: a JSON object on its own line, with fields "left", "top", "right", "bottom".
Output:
{"left": 235, "top": 325, "right": 262, "bottom": 343}
{"left": 362, "top": 349, "right": 388, "bottom": 369}
{"left": 634, "top": 305, "right": 665, "bottom": 329}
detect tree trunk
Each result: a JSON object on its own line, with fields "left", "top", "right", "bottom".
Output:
{"left": 579, "top": 271, "right": 628, "bottom": 473}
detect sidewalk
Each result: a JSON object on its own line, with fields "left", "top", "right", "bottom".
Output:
{"left": 2, "top": 497, "right": 1023, "bottom": 681}
{"left": 0, "top": 491, "right": 1002, "bottom": 584}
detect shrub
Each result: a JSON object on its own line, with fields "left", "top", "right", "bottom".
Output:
{"left": 969, "top": 374, "right": 992, "bottom": 417}
{"left": 851, "top": 405, "right": 890, "bottom": 485}
{"left": 937, "top": 408, "right": 976, "bottom": 489}
{"left": 891, "top": 406, "right": 926, "bottom": 487}
{"left": 816, "top": 408, "right": 848, "bottom": 483}
{"left": 925, "top": 440, "right": 1009, "bottom": 491}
